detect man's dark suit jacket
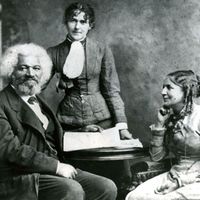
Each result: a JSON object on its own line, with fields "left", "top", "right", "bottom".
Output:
{"left": 0, "top": 85, "right": 63, "bottom": 200}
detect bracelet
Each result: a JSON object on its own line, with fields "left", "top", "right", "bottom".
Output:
{"left": 173, "top": 177, "right": 182, "bottom": 188}
{"left": 168, "top": 172, "right": 182, "bottom": 188}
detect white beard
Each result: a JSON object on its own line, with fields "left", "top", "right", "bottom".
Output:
{"left": 11, "top": 77, "right": 42, "bottom": 95}
{"left": 16, "top": 82, "right": 42, "bottom": 95}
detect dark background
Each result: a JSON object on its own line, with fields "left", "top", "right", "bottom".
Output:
{"left": 2, "top": 0, "right": 200, "bottom": 145}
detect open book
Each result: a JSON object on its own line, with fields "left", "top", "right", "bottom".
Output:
{"left": 63, "top": 127, "right": 143, "bottom": 152}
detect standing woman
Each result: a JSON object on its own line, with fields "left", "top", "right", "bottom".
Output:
{"left": 47, "top": 2, "right": 132, "bottom": 186}
{"left": 47, "top": 2, "right": 132, "bottom": 138}
{"left": 126, "top": 70, "right": 200, "bottom": 200}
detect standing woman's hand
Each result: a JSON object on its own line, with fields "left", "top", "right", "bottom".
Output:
{"left": 81, "top": 124, "right": 104, "bottom": 132}
{"left": 120, "top": 129, "right": 133, "bottom": 140}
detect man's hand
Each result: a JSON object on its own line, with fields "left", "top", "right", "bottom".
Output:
{"left": 120, "top": 129, "right": 133, "bottom": 140}
{"left": 56, "top": 162, "right": 77, "bottom": 179}
{"left": 82, "top": 124, "right": 103, "bottom": 132}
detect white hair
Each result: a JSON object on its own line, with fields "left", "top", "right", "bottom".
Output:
{"left": 0, "top": 43, "right": 53, "bottom": 86}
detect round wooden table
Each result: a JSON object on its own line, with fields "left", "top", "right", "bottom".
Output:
{"left": 64, "top": 147, "right": 149, "bottom": 161}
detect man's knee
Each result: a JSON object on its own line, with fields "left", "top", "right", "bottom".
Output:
{"left": 59, "top": 179, "right": 85, "bottom": 200}
{"left": 101, "top": 179, "right": 118, "bottom": 200}
{"left": 65, "top": 184, "right": 85, "bottom": 200}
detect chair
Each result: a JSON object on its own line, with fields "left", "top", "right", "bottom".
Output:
{"left": 124, "top": 157, "right": 175, "bottom": 194}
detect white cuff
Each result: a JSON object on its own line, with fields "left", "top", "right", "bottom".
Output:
{"left": 115, "top": 123, "right": 128, "bottom": 130}
{"left": 149, "top": 124, "right": 166, "bottom": 131}
{"left": 56, "top": 160, "right": 60, "bottom": 174}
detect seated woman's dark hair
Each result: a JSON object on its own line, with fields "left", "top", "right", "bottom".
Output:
{"left": 167, "top": 70, "right": 200, "bottom": 114}
{"left": 63, "top": 2, "right": 95, "bottom": 28}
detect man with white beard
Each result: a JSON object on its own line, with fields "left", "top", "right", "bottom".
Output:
{"left": 0, "top": 43, "right": 117, "bottom": 200}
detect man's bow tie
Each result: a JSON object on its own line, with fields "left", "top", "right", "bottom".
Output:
{"left": 28, "top": 96, "right": 38, "bottom": 104}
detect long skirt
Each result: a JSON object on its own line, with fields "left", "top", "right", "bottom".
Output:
{"left": 126, "top": 171, "right": 200, "bottom": 200}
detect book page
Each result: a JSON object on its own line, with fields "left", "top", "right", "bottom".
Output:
{"left": 114, "top": 138, "right": 143, "bottom": 149}
{"left": 63, "top": 127, "right": 143, "bottom": 151}
{"left": 63, "top": 127, "right": 121, "bottom": 151}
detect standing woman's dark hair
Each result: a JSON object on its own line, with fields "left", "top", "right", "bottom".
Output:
{"left": 167, "top": 70, "right": 200, "bottom": 115}
{"left": 63, "top": 2, "right": 95, "bottom": 28}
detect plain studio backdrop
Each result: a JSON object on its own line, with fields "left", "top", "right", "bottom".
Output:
{"left": 2, "top": 0, "right": 200, "bottom": 145}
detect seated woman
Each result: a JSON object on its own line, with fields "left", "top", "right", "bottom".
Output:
{"left": 126, "top": 70, "right": 200, "bottom": 200}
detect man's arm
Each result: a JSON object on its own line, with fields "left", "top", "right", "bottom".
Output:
{"left": 0, "top": 104, "right": 79, "bottom": 179}
{"left": 0, "top": 107, "right": 58, "bottom": 174}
